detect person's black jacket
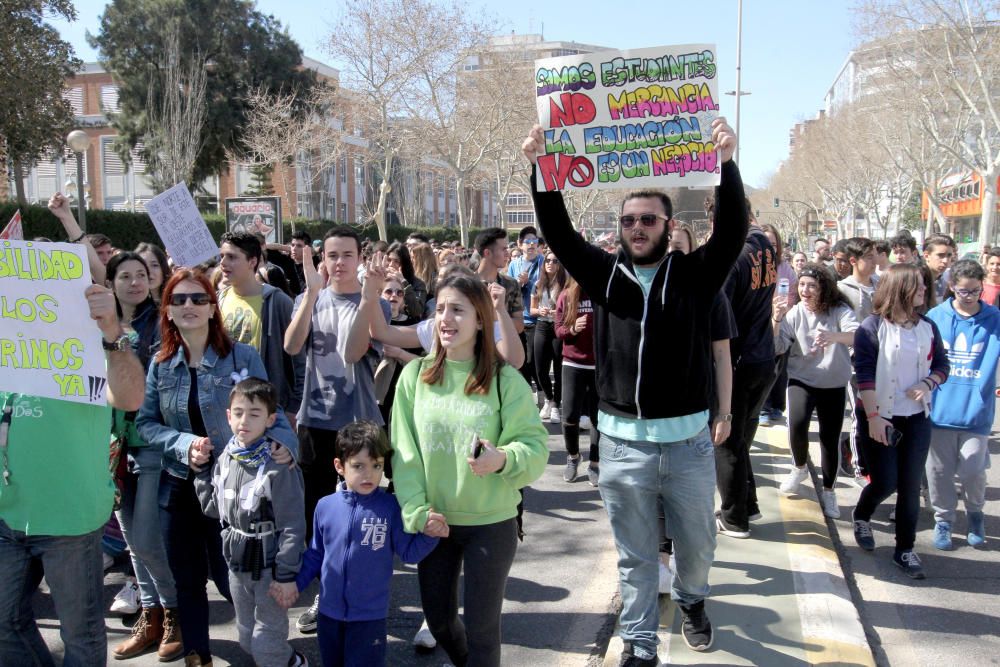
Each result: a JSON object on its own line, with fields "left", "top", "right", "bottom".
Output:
{"left": 531, "top": 160, "right": 748, "bottom": 420}
{"left": 724, "top": 227, "right": 777, "bottom": 365}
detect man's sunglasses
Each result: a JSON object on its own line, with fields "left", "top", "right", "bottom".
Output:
{"left": 169, "top": 292, "right": 212, "bottom": 306}
{"left": 619, "top": 214, "right": 667, "bottom": 229}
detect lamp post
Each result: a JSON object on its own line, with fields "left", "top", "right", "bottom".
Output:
{"left": 726, "top": 0, "right": 750, "bottom": 165}
{"left": 66, "top": 130, "right": 91, "bottom": 231}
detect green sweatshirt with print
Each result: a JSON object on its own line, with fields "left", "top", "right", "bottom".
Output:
{"left": 390, "top": 357, "right": 549, "bottom": 533}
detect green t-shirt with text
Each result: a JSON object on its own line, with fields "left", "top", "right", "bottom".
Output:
{"left": 0, "top": 392, "right": 114, "bottom": 536}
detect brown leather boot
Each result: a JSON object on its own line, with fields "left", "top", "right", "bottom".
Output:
{"left": 183, "top": 652, "right": 213, "bottom": 667}
{"left": 112, "top": 606, "right": 164, "bottom": 660}
{"left": 157, "top": 607, "right": 183, "bottom": 662}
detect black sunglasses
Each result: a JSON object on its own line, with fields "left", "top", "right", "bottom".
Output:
{"left": 619, "top": 214, "right": 666, "bottom": 229}
{"left": 169, "top": 292, "right": 212, "bottom": 306}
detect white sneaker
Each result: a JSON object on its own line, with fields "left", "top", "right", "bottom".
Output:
{"left": 821, "top": 488, "right": 841, "bottom": 518}
{"left": 549, "top": 405, "right": 561, "bottom": 423}
{"left": 539, "top": 400, "right": 552, "bottom": 421}
{"left": 110, "top": 578, "right": 140, "bottom": 614}
{"left": 579, "top": 415, "right": 592, "bottom": 430}
{"left": 413, "top": 618, "right": 436, "bottom": 649}
{"left": 658, "top": 559, "right": 673, "bottom": 594}
{"left": 102, "top": 553, "right": 114, "bottom": 572}
{"left": 780, "top": 466, "right": 809, "bottom": 494}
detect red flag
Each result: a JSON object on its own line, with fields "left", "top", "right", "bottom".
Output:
{"left": 0, "top": 210, "right": 23, "bottom": 240}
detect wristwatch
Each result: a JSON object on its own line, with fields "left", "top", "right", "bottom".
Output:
{"left": 102, "top": 333, "right": 131, "bottom": 352}
{"left": 717, "top": 413, "right": 733, "bottom": 423}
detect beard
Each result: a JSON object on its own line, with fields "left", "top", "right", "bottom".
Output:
{"left": 620, "top": 227, "right": 670, "bottom": 266}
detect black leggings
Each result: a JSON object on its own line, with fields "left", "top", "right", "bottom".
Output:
{"left": 561, "top": 364, "right": 598, "bottom": 462}
{"left": 787, "top": 381, "right": 846, "bottom": 489}
{"left": 418, "top": 519, "right": 519, "bottom": 667}
{"left": 532, "top": 320, "right": 562, "bottom": 404}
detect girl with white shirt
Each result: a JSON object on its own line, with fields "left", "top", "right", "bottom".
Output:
{"left": 850, "top": 264, "right": 950, "bottom": 579}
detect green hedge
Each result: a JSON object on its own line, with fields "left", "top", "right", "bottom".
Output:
{"left": 0, "top": 202, "right": 463, "bottom": 248}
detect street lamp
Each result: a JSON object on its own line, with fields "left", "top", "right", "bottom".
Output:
{"left": 66, "top": 130, "right": 91, "bottom": 231}
{"left": 726, "top": 0, "right": 750, "bottom": 165}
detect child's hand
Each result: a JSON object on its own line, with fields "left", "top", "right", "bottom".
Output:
{"left": 424, "top": 508, "right": 449, "bottom": 538}
{"left": 269, "top": 581, "right": 298, "bottom": 609}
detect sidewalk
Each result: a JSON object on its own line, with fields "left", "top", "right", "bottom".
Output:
{"left": 603, "top": 424, "right": 874, "bottom": 666}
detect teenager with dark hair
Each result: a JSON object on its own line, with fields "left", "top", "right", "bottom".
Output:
{"left": 772, "top": 263, "right": 858, "bottom": 518}
{"left": 136, "top": 242, "right": 170, "bottom": 304}
{"left": 531, "top": 251, "right": 567, "bottom": 422}
{"left": 507, "top": 226, "right": 545, "bottom": 394}
{"left": 983, "top": 247, "right": 1000, "bottom": 306}
{"left": 759, "top": 224, "right": 796, "bottom": 427}
{"left": 387, "top": 241, "right": 428, "bottom": 318}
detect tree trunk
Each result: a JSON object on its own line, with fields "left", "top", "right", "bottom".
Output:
{"left": 12, "top": 159, "right": 27, "bottom": 208}
{"left": 978, "top": 168, "right": 996, "bottom": 247}
{"left": 456, "top": 175, "right": 469, "bottom": 246}
{"left": 373, "top": 152, "right": 394, "bottom": 242}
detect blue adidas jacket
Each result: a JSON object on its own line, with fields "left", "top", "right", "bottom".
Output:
{"left": 926, "top": 299, "right": 1000, "bottom": 435}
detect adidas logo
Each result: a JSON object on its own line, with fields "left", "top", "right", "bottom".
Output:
{"left": 944, "top": 333, "right": 984, "bottom": 365}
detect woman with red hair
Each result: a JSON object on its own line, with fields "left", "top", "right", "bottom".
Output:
{"left": 136, "top": 270, "right": 297, "bottom": 666}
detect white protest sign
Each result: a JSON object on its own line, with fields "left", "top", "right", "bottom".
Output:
{"left": 534, "top": 43, "right": 720, "bottom": 191}
{"left": 0, "top": 240, "right": 107, "bottom": 405}
{"left": 146, "top": 182, "right": 219, "bottom": 268}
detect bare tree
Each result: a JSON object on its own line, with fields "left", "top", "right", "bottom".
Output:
{"left": 855, "top": 0, "right": 1000, "bottom": 244}
{"left": 142, "top": 27, "right": 207, "bottom": 191}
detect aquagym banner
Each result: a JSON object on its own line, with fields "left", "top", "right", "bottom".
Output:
{"left": 534, "top": 44, "right": 721, "bottom": 192}
{"left": 0, "top": 240, "right": 107, "bottom": 405}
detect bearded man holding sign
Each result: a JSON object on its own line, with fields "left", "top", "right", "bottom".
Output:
{"left": 523, "top": 117, "right": 747, "bottom": 662}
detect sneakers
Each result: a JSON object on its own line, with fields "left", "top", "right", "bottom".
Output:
{"left": 539, "top": 400, "right": 552, "bottom": 421}
{"left": 933, "top": 521, "right": 953, "bottom": 550}
{"left": 715, "top": 513, "right": 750, "bottom": 539}
{"left": 110, "top": 578, "right": 140, "bottom": 615}
{"left": 968, "top": 511, "right": 986, "bottom": 546}
{"left": 587, "top": 465, "right": 600, "bottom": 487}
{"left": 618, "top": 641, "right": 658, "bottom": 666}
{"left": 563, "top": 456, "right": 580, "bottom": 482}
{"left": 780, "top": 466, "right": 809, "bottom": 494}
{"left": 853, "top": 517, "right": 875, "bottom": 551}
{"left": 888, "top": 508, "right": 896, "bottom": 522}
{"left": 103, "top": 552, "right": 115, "bottom": 572}
{"left": 893, "top": 550, "right": 926, "bottom": 579}
{"left": 850, "top": 473, "right": 870, "bottom": 489}
{"left": 580, "top": 415, "right": 592, "bottom": 430}
{"left": 296, "top": 595, "right": 320, "bottom": 633}
{"left": 679, "top": 601, "right": 713, "bottom": 652}
{"left": 288, "top": 650, "right": 309, "bottom": 666}
{"left": 821, "top": 488, "right": 841, "bottom": 519}
{"left": 748, "top": 505, "right": 763, "bottom": 521}
{"left": 657, "top": 559, "right": 673, "bottom": 595}
{"left": 413, "top": 618, "right": 436, "bottom": 650}
{"left": 550, "top": 405, "right": 561, "bottom": 423}
{"left": 758, "top": 411, "right": 773, "bottom": 427}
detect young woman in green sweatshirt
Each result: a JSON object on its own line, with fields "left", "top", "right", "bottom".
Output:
{"left": 390, "top": 267, "right": 549, "bottom": 667}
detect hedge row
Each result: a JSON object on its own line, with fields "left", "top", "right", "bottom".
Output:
{"left": 0, "top": 202, "right": 466, "bottom": 249}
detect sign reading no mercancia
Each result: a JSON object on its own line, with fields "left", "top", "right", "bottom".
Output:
{"left": 0, "top": 240, "right": 107, "bottom": 405}
{"left": 533, "top": 43, "right": 721, "bottom": 192}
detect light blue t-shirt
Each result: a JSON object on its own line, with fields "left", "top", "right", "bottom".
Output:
{"left": 598, "top": 264, "right": 710, "bottom": 443}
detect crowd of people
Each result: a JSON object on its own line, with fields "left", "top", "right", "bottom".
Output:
{"left": 1, "top": 117, "right": 997, "bottom": 667}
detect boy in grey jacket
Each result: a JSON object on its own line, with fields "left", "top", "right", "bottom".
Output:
{"left": 198, "top": 378, "right": 307, "bottom": 667}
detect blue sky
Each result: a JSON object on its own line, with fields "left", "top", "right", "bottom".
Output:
{"left": 50, "top": 0, "right": 858, "bottom": 189}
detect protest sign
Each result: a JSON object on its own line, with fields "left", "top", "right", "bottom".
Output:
{"left": 0, "top": 211, "right": 23, "bottom": 240}
{"left": 534, "top": 44, "right": 720, "bottom": 192}
{"left": 225, "top": 196, "right": 282, "bottom": 244}
{"left": 146, "top": 182, "right": 219, "bottom": 268}
{"left": 0, "top": 240, "right": 107, "bottom": 405}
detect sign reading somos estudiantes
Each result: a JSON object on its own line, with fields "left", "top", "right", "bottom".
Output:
{"left": 0, "top": 240, "right": 107, "bottom": 405}
{"left": 225, "top": 197, "right": 282, "bottom": 244}
{"left": 534, "top": 44, "right": 720, "bottom": 192}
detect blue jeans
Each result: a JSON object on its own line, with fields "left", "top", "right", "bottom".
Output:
{"left": 0, "top": 521, "right": 106, "bottom": 667}
{"left": 118, "top": 446, "right": 176, "bottom": 608}
{"left": 599, "top": 429, "right": 717, "bottom": 660}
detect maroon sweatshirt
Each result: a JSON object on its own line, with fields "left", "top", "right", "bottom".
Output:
{"left": 555, "top": 290, "right": 595, "bottom": 367}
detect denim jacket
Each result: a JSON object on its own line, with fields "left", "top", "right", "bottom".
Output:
{"left": 136, "top": 342, "right": 298, "bottom": 480}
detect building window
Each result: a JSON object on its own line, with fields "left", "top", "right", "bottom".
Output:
{"left": 355, "top": 162, "right": 365, "bottom": 187}
{"left": 507, "top": 211, "right": 535, "bottom": 225}
{"left": 100, "top": 85, "right": 120, "bottom": 113}
{"left": 340, "top": 157, "right": 347, "bottom": 183}
{"left": 506, "top": 193, "right": 529, "bottom": 207}
{"left": 340, "top": 203, "right": 348, "bottom": 222}
{"left": 63, "top": 87, "right": 84, "bottom": 115}
{"left": 437, "top": 177, "right": 444, "bottom": 198}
